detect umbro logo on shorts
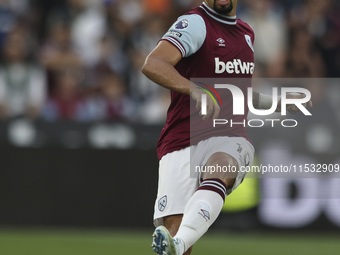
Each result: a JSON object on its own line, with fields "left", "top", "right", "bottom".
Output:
{"left": 237, "top": 143, "right": 243, "bottom": 153}
{"left": 158, "top": 195, "right": 167, "bottom": 212}
{"left": 215, "top": 57, "right": 255, "bottom": 75}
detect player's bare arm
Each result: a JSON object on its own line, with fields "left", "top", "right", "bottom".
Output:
{"left": 142, "top": 41, "right": 220, "bottom": 120}
{"left": 142, "top": 41, "right": 188, "bottom": 94}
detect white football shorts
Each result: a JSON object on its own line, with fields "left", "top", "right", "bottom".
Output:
{"left": 153, "top": 136, "right": 255, "bottom": 227}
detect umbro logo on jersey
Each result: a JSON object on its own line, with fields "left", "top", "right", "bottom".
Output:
{"left": 216, "top": 38, "right": 226, "bottom": 47}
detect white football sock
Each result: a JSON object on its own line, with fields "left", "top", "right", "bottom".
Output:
{"left": 174, "top": 179, "right": 227, "bottom": 254}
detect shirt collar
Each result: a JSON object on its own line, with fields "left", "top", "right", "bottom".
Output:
{"left": 200, "top": 2, "right": 237, "bottom": 25}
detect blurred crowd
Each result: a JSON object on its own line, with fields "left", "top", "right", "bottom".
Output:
{"left": 0, "top": 0, "right": 339, "bottom": 123}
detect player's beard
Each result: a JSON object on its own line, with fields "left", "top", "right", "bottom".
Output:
{"left": 213, "top": 0, "right": 234, "bottom": 15}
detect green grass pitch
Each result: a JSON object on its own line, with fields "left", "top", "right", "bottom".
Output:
{"left": 0, "top": 228, "right": 339, "bottom": 255}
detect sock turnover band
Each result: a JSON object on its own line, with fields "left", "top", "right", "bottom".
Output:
{"left": 197, "top": 178, "right": 227, "bottom": 201}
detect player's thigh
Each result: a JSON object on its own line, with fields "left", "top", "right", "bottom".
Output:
{"left": 154, "top": 148, "right": 200, "bottom": 227}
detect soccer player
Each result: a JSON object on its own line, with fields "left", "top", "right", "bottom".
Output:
{"left": 142, "top": 1, "right": 311, "bottom": 255}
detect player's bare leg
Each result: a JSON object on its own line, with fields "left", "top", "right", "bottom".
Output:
{"left": 164, "top": 215, "right": 182, "bottom": 236}
{"left": 164, "top": 215, "right": 193, "bottom": 255}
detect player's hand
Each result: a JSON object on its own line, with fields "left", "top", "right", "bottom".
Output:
{"left": 190, "top": 85, "right": 220, "bottom": 121}
{"left": 276, "top": 93, "right": 313, "bottom": 114}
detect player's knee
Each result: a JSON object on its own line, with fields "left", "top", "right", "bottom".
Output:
{"left": 206, "top": 152, "right": 238, "bottom": 167}
{"left": 202, "top": 152, "right": 239, "bottom": 182}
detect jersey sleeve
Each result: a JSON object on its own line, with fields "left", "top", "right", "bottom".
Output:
{"left": 161, "top": 14, "right": 206, "bottom": 58}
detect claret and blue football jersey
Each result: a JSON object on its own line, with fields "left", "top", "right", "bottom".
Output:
{"left": 157, "top": 2, "right": 255, "bottom": 160}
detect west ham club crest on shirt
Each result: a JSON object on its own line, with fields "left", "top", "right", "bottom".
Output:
{"left": 245, "top": 34, "right": 254, "bottom": 52}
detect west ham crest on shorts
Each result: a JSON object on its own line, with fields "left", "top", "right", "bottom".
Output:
{"left": 174, "top": 19, "right": 189, "bottom": 30}
{"left": 158, "top": 195, "right": 167, "bottom": 212}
